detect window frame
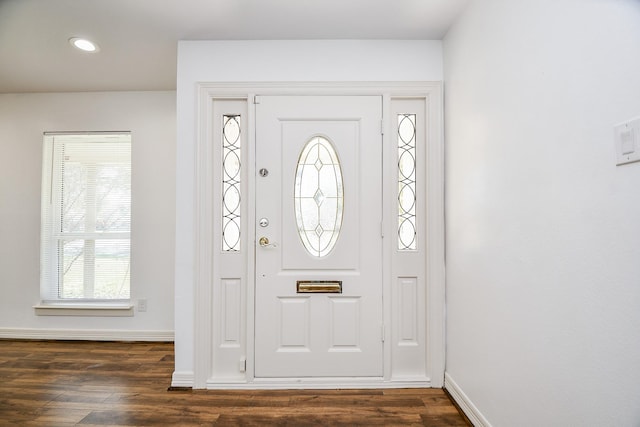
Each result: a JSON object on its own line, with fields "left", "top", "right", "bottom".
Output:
{"left": 37, "top": 132, "right": 133, "bottom": 315}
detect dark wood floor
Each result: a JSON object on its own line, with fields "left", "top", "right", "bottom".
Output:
{"left": 0, "top": 340, "right": 470, "bottom": 426}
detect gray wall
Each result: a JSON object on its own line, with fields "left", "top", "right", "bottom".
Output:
{"left": 0, "top": 91, "right": 176, "bottom": 337}
{"left": 444, "top": 0, "right": 640, "bottom": 425}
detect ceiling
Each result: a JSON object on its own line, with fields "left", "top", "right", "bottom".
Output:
{"left": 0, "top": 0, "right": 468, "bottom": 93}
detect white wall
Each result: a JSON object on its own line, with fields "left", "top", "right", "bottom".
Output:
{"left": 444, "top": 0, "right": 640, "bottom": 425}
{"left": 0, "top": 91, "right": 176, "bottom": 337}
{"left": 175, "top": 40, "right": 443, "bottom": 380}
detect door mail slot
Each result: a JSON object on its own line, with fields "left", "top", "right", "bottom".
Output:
{"left": 296, "top": 281, "right": 342, "bottom": 294}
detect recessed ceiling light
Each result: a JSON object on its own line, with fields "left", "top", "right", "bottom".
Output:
{"left": 69, "top": 37, "right": 99, "bottom": 52}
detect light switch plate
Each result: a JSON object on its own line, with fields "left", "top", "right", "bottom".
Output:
{"left": 615, "top": 117, "right": 640, "bottom": 166}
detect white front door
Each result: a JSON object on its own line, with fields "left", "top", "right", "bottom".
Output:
{"left": 254, "top": 96, "right": 383, "bottom": 377}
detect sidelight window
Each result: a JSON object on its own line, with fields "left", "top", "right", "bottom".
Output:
{"left": 222, "top": 115, "right": 242, "bottom": 252}
{"left": 398, "top": 114, "right": 417, "bottom": 251}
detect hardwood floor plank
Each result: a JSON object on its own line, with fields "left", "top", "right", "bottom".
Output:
{"left": 53, "top": 391, "right": 114, "bottom": 404}
{"left": 31, "top": 408, "right": 92, "bottom": 424}
{"left": 216, "top": 413, "right": 424, "bottom": 426}
{"left": 289, "top": 394, "right": 425, "bottom": 407}
{"left": 78, "top": 410, "right": 220, "bottom": 426}
{"left": 420, "top": 413, "right": 471, "bottom": 426}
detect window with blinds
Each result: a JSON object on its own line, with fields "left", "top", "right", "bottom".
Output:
{"left": 40, "top": 132, "right": 131, "bottom": 302}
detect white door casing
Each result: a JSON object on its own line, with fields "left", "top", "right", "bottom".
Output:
{"left": 254, "top": 96, "right": 383, "bottom": 377}
{"left": 188, "top": 82, "right": 445, "bottom": 390}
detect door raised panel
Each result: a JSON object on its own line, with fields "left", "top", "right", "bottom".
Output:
{"left": 329, "top": 297, "right": 361, "bottom": 350}
{"left": 277, "top": 297, "right": 310, "bottom": 350}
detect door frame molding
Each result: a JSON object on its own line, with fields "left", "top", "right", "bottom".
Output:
{"left": 193, "top": 82, "right": 445, "bottom": 389}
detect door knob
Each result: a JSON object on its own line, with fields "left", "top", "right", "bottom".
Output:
{"left": 259, "top": 237, "right": 277, "bottom": 248}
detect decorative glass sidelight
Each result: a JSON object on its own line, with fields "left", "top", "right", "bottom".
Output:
{"left": 294, "top": 136, "right": 344, "bottom": 257}
{"left": 398, "top": 114, "right": 417, "bottom": 250}
{"left": 222, "top": 115, "right": 241, "bottom": 251}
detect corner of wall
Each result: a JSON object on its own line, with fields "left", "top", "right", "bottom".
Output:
{"left": 445, "top": 373, "right": 492, "bottom": 427}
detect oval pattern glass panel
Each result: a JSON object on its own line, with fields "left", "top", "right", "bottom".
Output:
{"left": 294, "top": 136, "right": 344, "bottom": 258}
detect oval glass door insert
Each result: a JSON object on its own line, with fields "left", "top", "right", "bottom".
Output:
{"left": 294, "top": 136, "right": 344, "bottom": 257}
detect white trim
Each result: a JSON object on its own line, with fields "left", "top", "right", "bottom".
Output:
{"left": 197, "top": 81, "right": 442, "bottom": 96}
{"left": 381, "top": 93, "right": 393, "bottom": 382}
{"left": 193, "top": 82, "right": 445, "bottom": 389}
{"left": 445, "top": 373, "right": 493, "bottom": 427}
{"left": 245, "top": 92, "right": 257, "bottom": 384}
{"left": 206, "top": 378, "right": 432, "bottom": 390}
{"left": 172, "top": 371, "right": 195, "bottom": 388}
{"left": 193, "top": 82, "right": 215, "bottom": 389}
{"left": 425, "top": 84, "right": 446, "bottom": 387}
{"left": 0, "top": 328, "right": 173, "bottom": 341}
{"left": 34, "top": 303, "right": 134, "bottom": 317}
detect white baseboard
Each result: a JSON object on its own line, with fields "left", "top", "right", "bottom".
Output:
{"left": 445, "top": 372, "right": 492, "bottom": 427}
{"left": 0, "top": 327, "right": 174, "bottom": 342}
{"left": 171, "top": 371, "right": 194, "bottom": 388}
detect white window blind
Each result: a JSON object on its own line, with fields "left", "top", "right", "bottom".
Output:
{"left": 40, "top": 132, "right": 131, "bottom": 302}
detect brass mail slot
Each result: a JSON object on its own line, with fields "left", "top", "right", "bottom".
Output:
{"left": 296, "top": 281, "right": 342, "bottom": 294}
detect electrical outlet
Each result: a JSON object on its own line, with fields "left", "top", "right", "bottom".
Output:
{"left": 138, "top": 299, "right": 147, "bottom": 312}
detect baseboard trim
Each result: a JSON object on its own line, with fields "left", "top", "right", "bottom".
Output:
{"left": 172, "top": 371, "right": 195, "bottom": 388}
{"left": 0, "top": 328, "right": 174, "bottom": 342}
{"left": 444, "top": 373, "right": 492, "bottom": 427}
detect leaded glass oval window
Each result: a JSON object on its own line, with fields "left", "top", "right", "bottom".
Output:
{"left": 294, "top": 136, "right": 344, "bottom": 258}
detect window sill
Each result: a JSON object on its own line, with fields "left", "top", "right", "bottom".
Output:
{"left": 33, "top": 303, "right": 134, "bottom": 317}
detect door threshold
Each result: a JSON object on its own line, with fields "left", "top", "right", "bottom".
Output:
{"left": 206, "top": 378, "right": 432, "bottom": 390}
